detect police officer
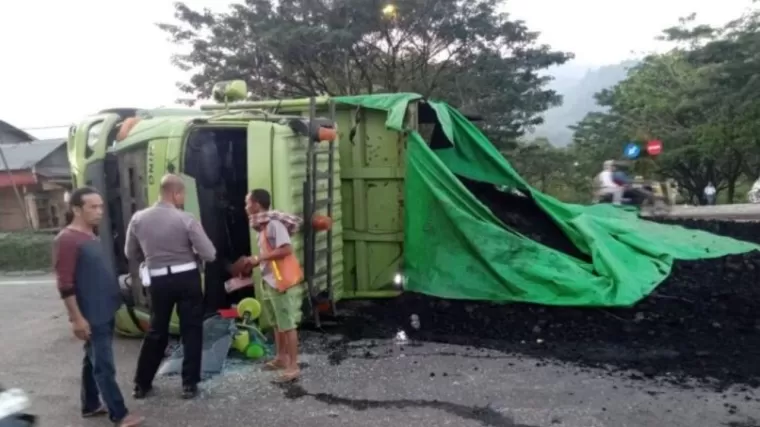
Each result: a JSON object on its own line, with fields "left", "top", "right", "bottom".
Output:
{"left": 125, "top": 174, "right": 216, "bottom": 400}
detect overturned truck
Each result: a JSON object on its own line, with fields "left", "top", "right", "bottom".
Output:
{"left": 68, "top": 85, "right": 475, "bottom": 336}
{"left": 68, "top": 83, "right": 760, "bottom": 357}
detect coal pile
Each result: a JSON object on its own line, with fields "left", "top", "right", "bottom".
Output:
{"left": 460, "top": 177, "right": 590, "bottom": 262}
{"left": 340, "top": 253, "right": 760, "bottom": 390}
{"left": 324, "top": 180, "right": 760, "bottom": 390}
{"left": 651, "top": 217, "right": 760, "bottom": 246}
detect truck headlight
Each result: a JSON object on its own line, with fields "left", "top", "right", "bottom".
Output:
{"left": 392, "top": 272, "right": 405, "bottom": 289}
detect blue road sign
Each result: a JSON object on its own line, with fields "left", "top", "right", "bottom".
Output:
{"left": 623, "top": 143, "right": 641, "bottom": 159}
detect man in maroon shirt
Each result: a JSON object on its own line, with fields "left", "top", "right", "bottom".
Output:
{"left": 53, "top": 187, "right": 144, "bottom": 427}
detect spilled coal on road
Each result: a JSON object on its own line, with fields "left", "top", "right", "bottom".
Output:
{"left": 310, "top": 182, "right": 760, "bottom": 395}
{"left": 654, "top": 217, "right": 760, "bottom": 246}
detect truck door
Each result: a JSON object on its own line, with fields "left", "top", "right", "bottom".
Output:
{"left": 68, "top": 113, "right": 123, "bottom": 274}
{"left": 68, "top": 113, "right": 121, "bottom": 185}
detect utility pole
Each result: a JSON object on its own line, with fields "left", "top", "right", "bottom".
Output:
{"left": 0, "top": 135, "right": 34, "bottom": 230}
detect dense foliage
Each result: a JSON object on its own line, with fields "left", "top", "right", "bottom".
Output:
{"left": 159, "top": 0, "right": 571, "bottom": 149}
{"left": 161, "top": 1, "right": 760, "bottom": 204}
{"left": 570, "top": 10, "right": 760, "bottom": 203}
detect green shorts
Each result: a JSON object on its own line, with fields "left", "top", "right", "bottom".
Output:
{"left": 261, "top": 284, "right": 303, "bottom": 331}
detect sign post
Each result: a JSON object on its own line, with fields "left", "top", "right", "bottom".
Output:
{"left": 646, "top": 140, "right": 662, "bottom": 156}
{"left": 623, "top": 143, "right": 641, "bottom": 159}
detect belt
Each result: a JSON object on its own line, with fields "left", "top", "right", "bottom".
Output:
{"left": 149, "top": 262, "right": 197, "bottom": 277}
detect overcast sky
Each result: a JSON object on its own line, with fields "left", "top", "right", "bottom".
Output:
{"left": 0, "top": 0, "right": 752, "bottom": 139}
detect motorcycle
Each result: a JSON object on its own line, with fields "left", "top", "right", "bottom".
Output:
{"left": 594, "top": 161, "right": 672, "bottom": 215}
{"left": 0, "top": 387, "right": 36, "bottom": 427}
{"left": 596, "top": 182, "right": 671, "bottom": 216}
{"left": 597, "top": 185, "right": 654, "bottom": 206}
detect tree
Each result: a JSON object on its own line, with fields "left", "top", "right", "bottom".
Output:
{"left": 159, "top": 0, "right": 572, "bottom": 145}
{"left": 661, "top": 10, "right": 760, "bottom": 201}
{"left": 506, "top": 137, "right": 588, "bottom": 201}
{"left": 508, "top": 137, "right": 564, "bottom": 192}
{"left": 570, "top": 7, "right": 760, "bottom": 203}
{"left": 609, "top": 53, "right": 720, "bottom": 202}
{"left": 573, "top": 52, "right": 735, "bottom": 202}
{"left": 570, "top": 110, "right": 626, "bottom": 178}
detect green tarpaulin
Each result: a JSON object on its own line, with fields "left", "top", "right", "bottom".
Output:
{"left": 334, "top": 94, "right": 759, "bottom": 307}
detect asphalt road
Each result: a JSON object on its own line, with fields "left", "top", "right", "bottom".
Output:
{"left": 1, "top": 275, "right": 759, "bottom": 427}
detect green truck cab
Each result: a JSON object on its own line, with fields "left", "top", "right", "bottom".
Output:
{"left": 67, "top": 81, "right": 408, "bottom": 336}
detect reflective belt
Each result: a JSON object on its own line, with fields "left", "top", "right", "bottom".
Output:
{"left": 149, "top": 262, "right": 197, "bottom": 277}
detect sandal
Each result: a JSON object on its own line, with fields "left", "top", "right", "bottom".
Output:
{"left": 82, "top": 405, "right": 108, "bottom": 418}
{"left": 262, "top": 360, "right": 286, "bottom": 371}
{"left": 117, "top": 414, "right": 145, "bottom": 427}
{"left": 273, "top": 370, "right": 301, "bottom": 383}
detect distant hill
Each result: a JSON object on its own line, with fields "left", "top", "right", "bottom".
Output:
{"left": 532, "top": 60, "right": 639, "bottom": 146}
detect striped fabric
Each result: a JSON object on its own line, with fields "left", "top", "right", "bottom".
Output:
{"left": 249, "top": 210, "right": 303, "bottom": 235}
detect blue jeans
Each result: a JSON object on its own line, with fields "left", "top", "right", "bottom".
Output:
{"left": 80, "top": 321, "right": 128, "bottom": 422}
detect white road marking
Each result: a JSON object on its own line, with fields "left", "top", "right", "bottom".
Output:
{"left": 0, "top": 278, "right": 54, "bottom": 286}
